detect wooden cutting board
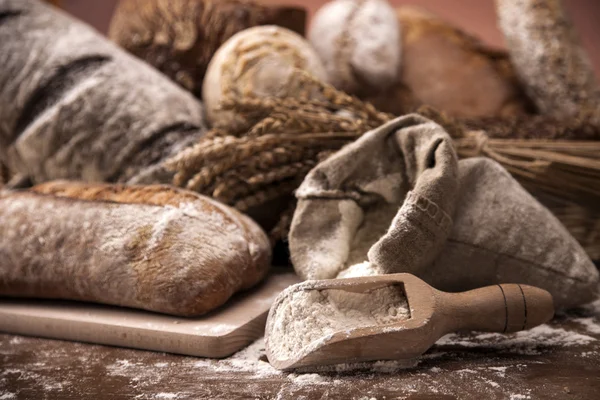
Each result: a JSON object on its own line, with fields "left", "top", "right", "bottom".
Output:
{"left": 0, "top": 270, "right": 300, "bottom": 358}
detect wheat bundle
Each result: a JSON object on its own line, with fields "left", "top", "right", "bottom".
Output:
{"left": 166, "top": 70, "right": 600, "bottom": 258}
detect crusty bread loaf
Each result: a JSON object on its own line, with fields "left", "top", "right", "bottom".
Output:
{"left": 0, "top": 0, "right": 206, "bottom": 187}
{"left": 496, "top": 0, "right": 600, "bottom": 121}
{"left": 109, "top": 0, "right": 307, "bottom": 99}
{"left": 308, "top": 0, "right": 401, "bottom": 97}
{"left": 364, "top": 6, "right": 531, "bottom": 118}
{"left": 202, "top": 26, "right": 326, "bottom": 130}
{"left": 0, "top": 182, "right": 272, "bottom": 316}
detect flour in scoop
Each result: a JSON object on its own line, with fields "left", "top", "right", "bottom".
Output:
{"left": 268, "top": 283, "right": 410, "bottom": 361}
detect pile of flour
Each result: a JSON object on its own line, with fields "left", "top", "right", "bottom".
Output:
{"left": 267, "top": 283, "right": 410, "bottom": 361}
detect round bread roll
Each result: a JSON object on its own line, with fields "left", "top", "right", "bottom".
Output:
{"left": 308, "top": 0, "right": 401, "bottom": 96}
{"left": 0, "top": 182, "right": 272, "bottom": 317}
{"left": 108, "top": 0, "right": 307, "bottom": 98}
{"left": 202, "top": 25, "right": 327, "bottom": 130}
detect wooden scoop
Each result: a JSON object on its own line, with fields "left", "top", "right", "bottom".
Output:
{"left": 265, "top": 273, "right": 554, "bottom": 370}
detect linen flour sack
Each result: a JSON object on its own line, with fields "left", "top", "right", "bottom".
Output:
{"left": 289, "top": 114, "right": 598, "bottom": 308}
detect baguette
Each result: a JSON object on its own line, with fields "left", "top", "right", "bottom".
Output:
{"left": 0, "top": 182, "right": 272, "bottom": 316}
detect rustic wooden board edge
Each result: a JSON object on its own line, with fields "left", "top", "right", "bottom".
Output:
{"left": 0, "top": 271, "right": 300, "bottom": 358}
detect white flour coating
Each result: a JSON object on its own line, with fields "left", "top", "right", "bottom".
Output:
{"left": 268, "top": 285, "right": 410, "bottom": 361}
{"left": 292, "top": 199, "right": 363, "bottom": 280}
{"left": 572, "top": 317, "right": 600, "bottom": 334}
{"left": 4, "top": 306, "right": 600, "bottom": 397}
{"left": 437, "top": 324, "right": 597, "bottom": 354}
{"left": 348, "top": 0, "right": 401, "bottom": 89}
{"left": 344, "top": 203, "right": 398, "bottom": 269}
{"left": 206, "top": 324, "right": 237, "bottom": 334}
{"left": 337, "top": 261, "right": 385, "bottom": 278}
{"left": 141, "top": 206, "right": 179, "bottom": 254}
{"left": 154, "top": 394, "right": 179, "bottom": 399}
{"left": 309, "top": 0, "right": 401, "bottom": 92}
{"left": 496, "top": 0, "right": 600, "bottom": 119}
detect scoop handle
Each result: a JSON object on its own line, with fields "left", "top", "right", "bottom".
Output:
{"left": 439, "top": 283, "right": 554, "bottom": 333}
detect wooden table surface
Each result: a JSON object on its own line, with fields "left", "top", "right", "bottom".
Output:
{"left": 2, "top": 300, "right": 600, "bottom": 400}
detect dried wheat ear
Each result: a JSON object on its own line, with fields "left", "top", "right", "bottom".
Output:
{"left": 167, "top": 63, "right": 600, "bottom": 257}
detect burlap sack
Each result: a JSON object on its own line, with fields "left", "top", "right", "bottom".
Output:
{"left": 289, "top": 115, "right": 599, "bottom": 308}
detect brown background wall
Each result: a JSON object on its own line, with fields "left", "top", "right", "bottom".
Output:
{"left": 59, "top": 0, "right": 600, "bottom": 77}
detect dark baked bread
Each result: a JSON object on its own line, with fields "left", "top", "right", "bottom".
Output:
{"left": 365, "top": 6, "right": 532, "bottom": 118}
{"left": 0, "top": 182, "right": 272, "bottom": 316}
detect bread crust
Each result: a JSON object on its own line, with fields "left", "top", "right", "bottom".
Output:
{"left": 0, "top": 182, "right": 271, "bottom": 316}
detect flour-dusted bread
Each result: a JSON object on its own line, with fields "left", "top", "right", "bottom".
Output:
{"left": 308, "top": 0, "right": 401, "bottom": 96}
{"left": 0, "top": 182, "right": 271, "bottom": 316}
{"left": 202, "top": 25, "right": 326, "bottom": 130}
{"left": 496, "top": 0, "right": 600, "bottom": 120}
{"left": 0, "top": 0, "right": 206, "bottom": 186}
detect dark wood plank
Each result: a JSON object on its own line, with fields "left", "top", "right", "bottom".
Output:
{"left": 1, "top": 301, "right": 599, "bottom": 399}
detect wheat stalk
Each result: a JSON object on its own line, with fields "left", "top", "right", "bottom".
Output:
{"left": 165, "top": 68, "right": 600, "bottom": 259}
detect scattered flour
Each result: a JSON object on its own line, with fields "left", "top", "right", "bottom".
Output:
{"left": 294, "top": 358, "right": 419, "bottom": 374}
{"left": 289, "top": 373, "right": 330, "bottom": 385}
{"left": 154, "top": 394, "right": 179, "bottom": 399}
{"left": 192, "top": 338, "right": 281, "bottom": 378}
{"left": 488, "top": 366, "right": 507, "bottom": 377}
{"left": 0, "top": 394, "right": 16, "bottom": 400}
{"left": 580, "top": 298, "right": 600, "bottom": 316}
{"left": 206, "top": 324, "right": 236, "bottom": 334}
{"left": 482, "top": 378, "right": 500, "bottom": 388}
{"left": 437, "top": 324, "right": 596, "bottom": 353}
{"left": 8, "top": 337, "right": 23, "bottom": 345}
{"left": 572, "top": 318, "right": 600, "bottom": 335}
{"left": 267, "top": 283, "right": 410, "bottom": 361}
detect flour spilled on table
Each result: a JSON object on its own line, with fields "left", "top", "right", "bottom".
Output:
{"left": 437, "top": 324, "right": 597, "bottom": 355}
{"left": 3, "top": 299, "right": 600, "bottom": 399}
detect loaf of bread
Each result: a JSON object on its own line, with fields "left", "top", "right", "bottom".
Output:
{"left": 109, "top": 0, "right": 307, "bottom": 98}
{"left": 496, "top": 0, "right": 600, "bottom": 120}
{"left": 0, "top": 0, "right": 206, "bottom": 187}
{"left": 202, "top": 25, "right": 326, "bottom": 130}
{"left": 308, "top": 0, "right": 401, "bottom": 96}
{"left": 364, "top": 6, "right": 531, "bottom": 118}
{"left": 0, "top": 182, "right": 272, "bottom": 316}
